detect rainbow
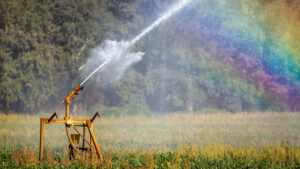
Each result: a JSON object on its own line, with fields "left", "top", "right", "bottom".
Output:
{"left": 177, "top": 0, "right": 300, "bottom": 111}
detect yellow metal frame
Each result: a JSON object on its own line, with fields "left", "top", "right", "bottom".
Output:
{"left": 39, "top": 86, "right": 103, "bottom": 161}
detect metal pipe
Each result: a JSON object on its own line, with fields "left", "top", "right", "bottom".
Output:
{"left": 82, "top": 126, "right": 86, "bottom": 149}
{"left": 39, "top": 118, "right": 44, "bottom": 161}
{"left": 87, "top": 120, "right": 103, "bottom": 161}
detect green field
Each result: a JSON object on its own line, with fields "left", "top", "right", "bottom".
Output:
{"left": 1, "top": 112, "right": 300, "bottom": 168}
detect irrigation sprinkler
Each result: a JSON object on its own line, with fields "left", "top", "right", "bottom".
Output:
{"left": 39, "top": 85, "right": 103, "bottom": 161}
{"left": 37, "top": 0, "right": 192, "bottom": 162}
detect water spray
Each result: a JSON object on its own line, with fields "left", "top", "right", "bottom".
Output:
{"left": 80, "top": 0, "right": 192, "bottom": 86}
{"left": 129, "top": 0, "right": 192, "bottom": 46}
{"left": 80, "top": 61, "right": 108, "bottom": 86}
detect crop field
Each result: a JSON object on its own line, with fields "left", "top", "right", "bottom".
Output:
{"left": 0, "top": 112, "right": 300, "bottom": 168}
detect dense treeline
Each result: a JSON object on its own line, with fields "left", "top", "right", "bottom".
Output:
{"left": 0, "top": 0, "right": 299, "bottom": 114}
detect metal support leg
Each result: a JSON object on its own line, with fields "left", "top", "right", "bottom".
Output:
{"left": 82, "top": 126, "right": 85, "bottom": 149}
{"left": 69, "top": 145, "right": 75, "bottom": 160}
{"left": 87, "top": 120, "right": 103, "bottom": 161}
{"left": 39, "top": 118, "right": 44, "bottom": 161}
{"left": 90, "top": 123, "right": 94, "bottom": 149}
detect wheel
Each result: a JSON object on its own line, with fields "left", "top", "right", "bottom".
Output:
{"left": 65, "top": 124, "right": 81, "bottom": 155}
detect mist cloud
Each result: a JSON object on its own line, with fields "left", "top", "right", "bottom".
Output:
{"left": 81, "top": 40, "right": 144, "bottom": 85}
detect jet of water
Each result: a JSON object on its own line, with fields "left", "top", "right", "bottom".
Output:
{"left": 80, "top": 61, "right": 108, "bottom": 86}
{"left": 80, "top": 0, "right": 192, "bottom": 86}
{"left": 129, "top": 0, "right": 192, "bottom": 46}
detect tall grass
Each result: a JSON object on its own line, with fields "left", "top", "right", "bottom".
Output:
{"left": 2, "top": 143, "right": 300, "bottom": 168}
{"left": 1, "top": 112, "right": 299, "bottom": 150}
{"left": 0, "top": 112, "right": 300, "bottom": 168}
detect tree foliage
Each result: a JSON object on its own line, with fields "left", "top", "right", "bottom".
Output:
{"left": 0, "top": 0, "right": 299, "bottom": 113}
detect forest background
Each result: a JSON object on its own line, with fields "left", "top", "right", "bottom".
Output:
{"left": 1, "top": 0, "right": 300, "bottom": 114}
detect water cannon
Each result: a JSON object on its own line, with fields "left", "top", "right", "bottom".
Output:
{"left": 62, "top": 85, "right": 84, "bottom": 119}
{"left": 39, "top": 85, "right": 103, "bottom": 161}
{"left": 64, "top": 86, "right": 84, "bottom": 100}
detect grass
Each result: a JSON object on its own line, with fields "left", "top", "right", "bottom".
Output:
{"left": 2, "top": 144, "right": 300, "bottom": 168}
{"left": 0, "top": 112, "right": 300, "bottom": 168}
